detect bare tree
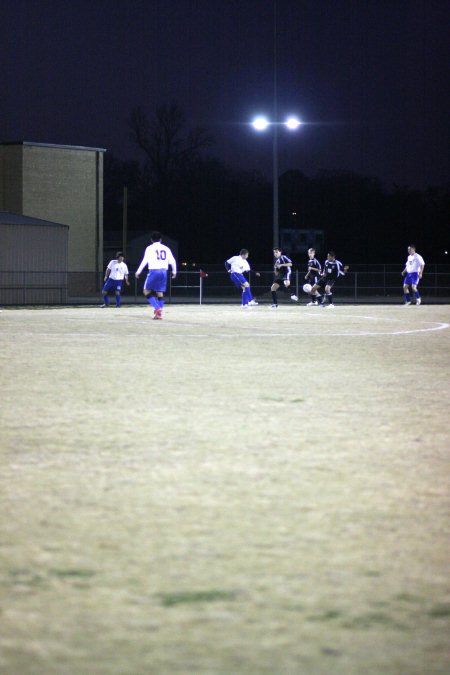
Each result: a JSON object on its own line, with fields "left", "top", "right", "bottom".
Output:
{"left": 128, "top": 102, "right": 213, "bottom": 192}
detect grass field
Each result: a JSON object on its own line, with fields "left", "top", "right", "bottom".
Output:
{"left": 1, "top": 303, "right": 449, "bottom": 675}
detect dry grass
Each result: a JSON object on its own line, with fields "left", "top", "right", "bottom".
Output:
{"left": 1, "top": 304, "right": 449, "bottom": 674}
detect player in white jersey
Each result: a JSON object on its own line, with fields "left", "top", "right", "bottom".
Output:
{"left": 225, "top": 249, "right": 259, "bottom": 307}
{"left": 402, "top": 244, "right": 425, "bottom": 305}
{"left": 135, "top": 231, "right": 177, "bottom": 320}
{"left": 101, "top": 252, "right": 130, "bottom": 307}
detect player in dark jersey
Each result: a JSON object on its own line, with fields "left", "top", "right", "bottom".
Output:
{"left": 270, "top": 247, "right": 299, "bottom": 308}
{"left": 304, "top": 248, "right": 322, "bottom": 306}
{"left": 308, "top": 251, "right": 349, "bottom": 307}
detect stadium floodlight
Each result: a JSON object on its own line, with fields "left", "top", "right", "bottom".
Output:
{"left": 252, "top": 116, "right": 270, "bottom": 131}
{"left": 285, "top": 116, "right": 301, "bottom": 130}
{"left": 250, "top": 114, "right": 302, "bottom": 247}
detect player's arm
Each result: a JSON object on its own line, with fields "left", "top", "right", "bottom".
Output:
{"left": 310, "top": 263, "right": 321, "bottom": 273}
{"left": 419, "top": 259, "right": 425, "bottom": 278}
{"left": 135, "top": 256, "right": 147, "bottom": 278}
{"left": 225, "top": 260, "right": 232, "bottom": 272}
{"left": 164, "top": 249, "right": 177, "bottom": 279}
{"left": 122, "top": 264, "right": 130, "bottom": 285}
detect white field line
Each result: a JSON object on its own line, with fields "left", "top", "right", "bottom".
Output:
{"left": 2, "top": 321, "right": 449, "bottom": 338}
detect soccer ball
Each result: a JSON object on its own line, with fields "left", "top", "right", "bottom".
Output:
{"left": 302, "top": 283, "right": 312, "bottom": 293}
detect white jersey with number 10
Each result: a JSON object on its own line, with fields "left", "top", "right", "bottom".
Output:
{"left": 136, "top": 242, "right": 177, "bottom": 275}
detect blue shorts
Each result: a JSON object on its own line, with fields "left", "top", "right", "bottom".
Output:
{"left": 404, "top": 272, "right": 419, "bottom": 286}
{"left": 144, "top": 269, "right": 167, "bottom": 293}
{"left": 102, "top": 278, "right": 122, "bottom": 293}
{"left": 230, "top": 272, "right": 247, "bottom": 288}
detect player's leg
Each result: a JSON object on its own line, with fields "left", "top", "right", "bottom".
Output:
{"left": 306, "top": 283, "right": 318, "bottom": 305}
{"left": 148, "top": 293, "right": 159, "bottom": 310}
{"left": 114, "top": 281, "right": 122, "bottom": 307}
{"left": 242, "top": 281, "right": 253, "bottom": 307}
{"left": 142, "top": 273, "right": 152, "bottom": 298}
{"left": 101, "top": 279, "right": 111, "bottom": 306}
{"left": 311, "top": 281, "right": 324, "bottom": 305}
{"left": 230, "top": 273, "right": 248, "bottom": 306}
{"left": 282, "top": 280, "right": 298, "bottom": 302}
{"left": 324, "top": 283, "right": 334, "bottom": 307}
{"left": 152, "top": 292, "right": 164, "bottom": 319}
{"left": 144, "top": 285, "right": 160, "bottom": 311}
{"left": 143, "top": 271, "right": 162, "bottom": 315}
{"left": 403, "top": 281, "right": 411, "bottom": 305}
{"left": 270, "top": 281, "right": 280, "bottom": 307}
{"left": 152, "top": 271, "right": 168, "bottom": 318}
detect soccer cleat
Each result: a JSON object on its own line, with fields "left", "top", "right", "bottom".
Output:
{"left": 100, "top": 304, "right": 108, "bottom": 308}
{"left": 269, "top": 304, "right": 279, "bottom": 309}
{"left": 290, "top": 295, "right": 299, "bottom": 302}
{"left": 404, "top": 301, "right": 411, "bottom": 306}
{"left": 153, "top": 308, "right": 163, "bottom": 320}
{"left": 242, "top": 304, "right": 250, "bottom": 309}
{"left": 306, "top": 300, "right": 319, "bottom": 306}
{"left": 416, "top": 298, "right": 421, "bottom": 305}
{"left": 325, "top": 303, "right": 335, "bottom": 308}
{"left": 248, "top": 300, "right": 259, "bottom": 306}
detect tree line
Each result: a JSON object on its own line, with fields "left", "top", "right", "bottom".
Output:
{"left": 104, "top": 103, "right": 449, "bottom": 264}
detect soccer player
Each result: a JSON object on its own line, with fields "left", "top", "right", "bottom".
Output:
{"left": 270, "top": 247, "right": 298, "bottom": 308}
{"left": 402, "top": 244, "right": 425, "bottom": 305}
{"left": 308, "top": 251, "right": 348, "bottom": 307}
{"left": 101, "top": 251, "right": 130, "bottom": 307}
{"left": 304, "top": 248, "right": 322, "bottom": 306}
{"left": 135, "top": 231, "right": 177, "bottom": 320}
{"left": 225, "top": 249, "right": 258, "bottom": 308}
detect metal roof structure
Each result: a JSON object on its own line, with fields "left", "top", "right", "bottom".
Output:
{"left": 0, "top": 141, "right": 106, "bottom": 153}
{"left": 0, "top": 211, "right": 69, "bottom": 228}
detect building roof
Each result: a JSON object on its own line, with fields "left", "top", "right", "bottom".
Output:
{"left": 0, "top": 211, "right": 69, "bottom": 228}
{"left": 0, "top": 141, "right": 106, "bottom": 153}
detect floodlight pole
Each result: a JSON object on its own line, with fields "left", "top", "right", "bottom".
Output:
{"left": 122, "top": 186, "right": 128, "bottom": 256}
{"left": 272, "top": 0, "right": 279, "bottom": 248}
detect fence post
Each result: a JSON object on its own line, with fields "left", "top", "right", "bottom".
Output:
{"left": 354, "top": 272, "right": 358, "bottom": 301}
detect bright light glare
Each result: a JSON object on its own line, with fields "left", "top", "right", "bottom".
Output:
{"left": 252, "top": 116, "right": 270, "bottom": 131}
{"left": 285, "top": 116, "right": 301, "bottom": 130}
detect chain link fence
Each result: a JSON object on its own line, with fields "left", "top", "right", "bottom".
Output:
{"left": 1, "top": 266, "right": 449, "bottom": 305}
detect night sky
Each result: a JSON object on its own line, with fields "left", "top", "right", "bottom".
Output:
{"left": 1, "top": 0, "right": 449, "bottom": 190}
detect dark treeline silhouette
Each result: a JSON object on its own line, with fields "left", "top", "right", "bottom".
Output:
{"left": 104, "top": 103, "right": 449, "bottom": 265}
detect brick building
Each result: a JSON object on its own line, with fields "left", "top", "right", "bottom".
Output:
{"left": 0, "top": 142, "right": 105, "bottom": 275}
